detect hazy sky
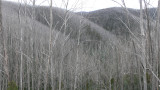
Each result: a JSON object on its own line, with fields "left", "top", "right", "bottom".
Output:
{"left": 4, "top": 0, "right": 159, "bottom": 12}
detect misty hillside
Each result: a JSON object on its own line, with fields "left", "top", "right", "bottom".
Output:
{"left": 0, "top": 1, "right": 160, "bottom": 90}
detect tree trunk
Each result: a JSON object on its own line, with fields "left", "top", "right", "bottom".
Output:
{"left": 139, "top": 0, "right": 147, "bottom": 90}
{"left": 0, "top": 0, "right": 2, "bottom": 89}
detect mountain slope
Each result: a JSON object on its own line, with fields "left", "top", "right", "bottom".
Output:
{"left": 1, "top": 1, "right": 127, "bottom": 89}
{"left": 0, "top": 1, "right": 146, "bottom": 90}
{"left": 78, "top": 8, "right": 140, "bottom": 38}
{"left": 78, "top": 7, "right": 157, "bottom": 40}
{"left": 3, "top": 1, "right": 120, "bottom": 43}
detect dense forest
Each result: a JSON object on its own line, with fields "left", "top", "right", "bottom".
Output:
{"left": 0, "top": 0, "right": 160, "bottom": 90}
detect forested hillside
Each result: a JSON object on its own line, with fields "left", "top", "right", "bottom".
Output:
{"left": 0, "top": 1, "right": 160, "bottom": 90}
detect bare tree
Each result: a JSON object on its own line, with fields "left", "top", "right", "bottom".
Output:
{"left": 139, "top": 0, "right": 147, "bottom": 90}
{"left": 0, "top": 0, "right": 2, "bottom": 89}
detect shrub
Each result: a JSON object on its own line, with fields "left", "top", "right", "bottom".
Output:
{"left": 7, "top": 81, "right": 18, "bottom": 90}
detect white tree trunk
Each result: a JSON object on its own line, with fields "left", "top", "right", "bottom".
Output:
{"left": 139, "top": 0, "right": 147, "bottom": 90}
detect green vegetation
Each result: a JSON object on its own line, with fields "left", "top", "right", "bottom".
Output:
{"left": 7, "top": 81, "right": 18, "bottom": 90}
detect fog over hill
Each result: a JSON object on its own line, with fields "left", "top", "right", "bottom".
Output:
{"left": 0, "top": 1, "right": 160, "bottom": 90}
